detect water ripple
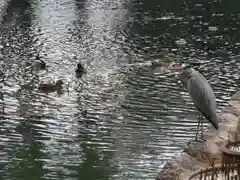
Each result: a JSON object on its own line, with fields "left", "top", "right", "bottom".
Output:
{"left": 0, "top": 0, "right": 239, "bottom": 179}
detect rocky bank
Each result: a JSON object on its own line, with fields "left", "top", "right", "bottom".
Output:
{"left": 156, "top": 90, "right": 240, "bottom": 180}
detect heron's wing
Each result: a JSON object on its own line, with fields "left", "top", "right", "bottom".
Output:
{"left": 187, "top": 72, "right": 217, "bottom": 122}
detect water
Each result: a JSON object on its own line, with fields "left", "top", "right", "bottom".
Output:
{"left": 0, "top": 0, "right": 239, "bottom": 179}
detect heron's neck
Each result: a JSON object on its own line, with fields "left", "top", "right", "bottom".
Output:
{"left": 188, "top": 68, "right": 196, "bottom": 74}
{"left": 182, "top": 68, "right": 196, "bottom": 79}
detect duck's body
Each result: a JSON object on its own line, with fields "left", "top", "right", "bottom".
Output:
{"left": 36, "top": 59, "right": 46, "bottom": 70}
{"left": 38, "top": 80, "right": 63, "bottom": 93}
{"left": 75, "top": 63, "right": 86, "bottom": 77}
{"left": 35, "top": 54, "right": 46, "bottom": 70}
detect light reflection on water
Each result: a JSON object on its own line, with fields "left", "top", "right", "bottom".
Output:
{"left": 0, "top": 0, "right": 239, "bottom": 179}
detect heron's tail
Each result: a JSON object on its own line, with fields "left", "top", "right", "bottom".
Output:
{"left": 210, "top": 117, "right": 218, "bottom": 130}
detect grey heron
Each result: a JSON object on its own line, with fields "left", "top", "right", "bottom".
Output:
{"left": 167, "top": 62, "right": 218, "bottom": 141}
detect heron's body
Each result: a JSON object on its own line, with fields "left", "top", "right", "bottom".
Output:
{"left": 180, "top": 68, "right": 218, "bottom": 130}
{"left": 167, "top": 63, "right": 218, "bottom": 141}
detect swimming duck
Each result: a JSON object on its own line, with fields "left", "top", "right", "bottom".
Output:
{"left": 38, "top": 80, "right": 63, "bottom": 93}
{"left": 35, "top": 54, "right": 46, "bottom": 70}
{"left": 82, "top": 110, "right": 87, "bottom": 117}
{"left": 75, "top": 62, "right": 86, "bottom": 77}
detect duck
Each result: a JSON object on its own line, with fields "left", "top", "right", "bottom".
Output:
{"left": 75, "top": 62, "right": 86, "bottom": 77}
{"left": 38, "top": 80, "right": 64, "bottom": 93}
{"left": 82, "top": 110, "right": 87, "bottom": 117}
{"left": 35, "top": 54, "right": 46, "bottom": 70}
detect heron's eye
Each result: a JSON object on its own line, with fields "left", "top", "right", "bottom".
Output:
{"left": 183, "top": 64, "right": 191, "bottom": 69}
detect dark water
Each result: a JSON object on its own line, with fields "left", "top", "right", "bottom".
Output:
{"left": 0, "top": 0, "right": 239, "bottom": 179}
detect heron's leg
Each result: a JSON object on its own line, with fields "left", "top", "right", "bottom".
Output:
{"left": 199, "top": 115, "right": 206, "bottom": 141}
{"left": 195, "top": 116, "right": 201, "bottom": 141}
{"left": 194, "top": 115, "right": 206, "bottom": 142}
{"left": 200, "top": 115, "right": 204, "bottom": 139}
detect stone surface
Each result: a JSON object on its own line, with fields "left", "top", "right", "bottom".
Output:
{"left": 229, "top": 101, "right": 240, "bottom": 116}
{"left": 156, "top": 91, "right": 240, "bottom": 180}
{"left": 232, "top": 91, "right": 240, "bottom": 101}
{"left": 156, "top": 153, "right": 205, "bottom": 180}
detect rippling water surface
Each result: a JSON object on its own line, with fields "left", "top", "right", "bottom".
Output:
{"left": 0, "top": 0, "right": 239, "bottom": 179}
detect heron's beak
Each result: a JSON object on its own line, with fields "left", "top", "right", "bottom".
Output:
{"left": 167, "top": 62, "right": 184, "bottom": 71}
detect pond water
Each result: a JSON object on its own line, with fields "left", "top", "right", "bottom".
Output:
{"left": 0, "top": 0, "right": 239, "bottom": 179}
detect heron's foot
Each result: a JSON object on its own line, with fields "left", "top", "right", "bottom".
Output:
{"left": 194, "top": 136, "right": 206, "bottom": 142}
{"left": 187, "top": 138, "right": 205, "bottom": 147}
{"left": 194, "top": 139, "right": 205, "bottom": 143}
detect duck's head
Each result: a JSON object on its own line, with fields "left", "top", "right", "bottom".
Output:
{"left": 77, "top": 63, "right": 84, "bottom": 70}
{"left": 56, "top": 80, "right": 64, "bottom": 86}
{"left": 35, "top": 54, "right": 40, "bottom": 60}
{"left": 39, "top": 60, "right": 46, "bottom": 69}
{"left": 35, "top": 54, "right": 46, "bottom": 70}
{"left": 76, "top": 63, "right": 86, "bottom": 73}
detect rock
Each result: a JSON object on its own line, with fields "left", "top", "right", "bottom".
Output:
{"left": 231, "top": 91, "right": 240, "bottom": 101}
{"left": 157, "top": 153, "right": 204, "bottom": 180}
{"left": 156, "top": 91, "right": 240, "bottom": 180}
{"left": 229, "top": 101, "right": 240, "bottom": 116}
{"left": 203, "top": 139, "right": 222, "bottom": 164}
{"left": 183, "top": 141, "right": 205, "bottom": 162}
{"left": 219, "top": 113, "right": 239, "bottom": 134}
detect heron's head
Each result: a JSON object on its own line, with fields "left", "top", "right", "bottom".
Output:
{"left": 167, "top": 62, "right": 192, "bottom": 71}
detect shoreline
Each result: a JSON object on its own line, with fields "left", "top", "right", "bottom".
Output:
{"left": 156, "top": 90, "right": 240, "bottom": 180}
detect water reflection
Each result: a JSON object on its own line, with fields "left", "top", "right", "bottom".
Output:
{"left": 8, "top": 122, "right": 48, "bottom": 179}
{"left": 0, "top": 0, "right": 239, "bottom": 179}
{"left": 2, "top": 0, "right": 31, "bottom": 26}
